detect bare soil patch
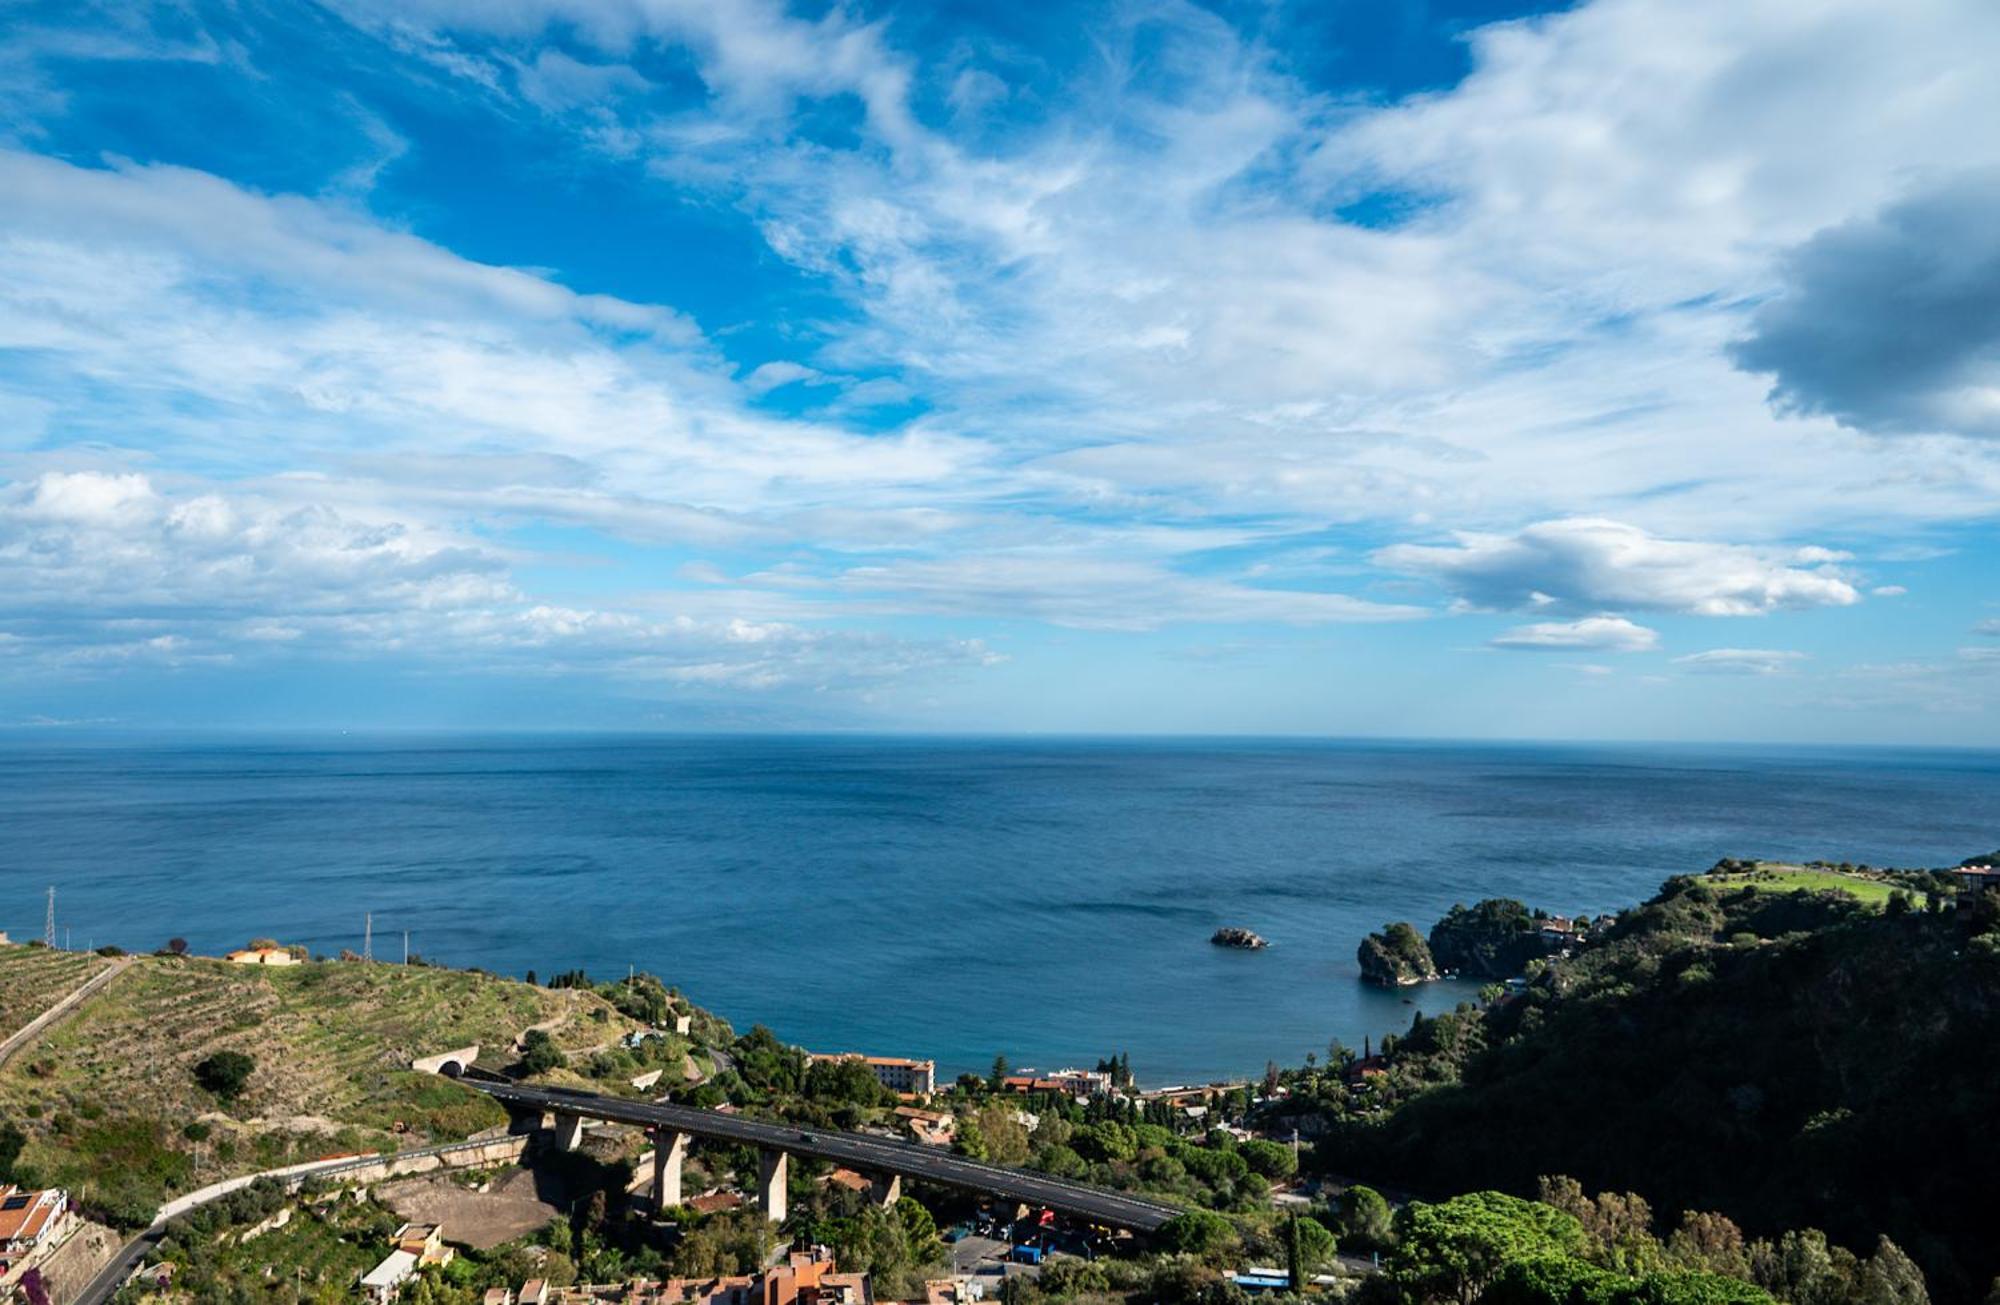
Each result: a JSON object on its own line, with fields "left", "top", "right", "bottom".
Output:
{"left": 377, "top": 1169, "right": 561, "bottom": 1250}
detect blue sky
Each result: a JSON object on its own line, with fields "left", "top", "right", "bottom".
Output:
{"left": 2, "top": 0, "right": 1999, "bottom": 742}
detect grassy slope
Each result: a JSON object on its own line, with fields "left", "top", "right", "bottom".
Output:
{"left": 0, "top": 945, "right": 113, "bottom": 1040}
{"left": 1701, "top": 865, "right": 1899, "bottom": 906}
{"left": 0, "top": 953, "right": 647, "bottom": 1217}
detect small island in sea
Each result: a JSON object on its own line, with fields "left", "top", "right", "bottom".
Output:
{"left": 1210, "top": 926, "right": 1269, "bottom": 949}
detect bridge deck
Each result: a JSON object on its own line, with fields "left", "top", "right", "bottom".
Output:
{"left": 467, "top": 1079, "right": 1183, "bottom": 1233}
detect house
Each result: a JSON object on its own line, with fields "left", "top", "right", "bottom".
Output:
{"left": 1343, "top": 1056, "right": 1389, "bottom": 1085}
{"left": 1953, "top": 865, "right": 2000, "bottom": 894}
{"left": 805, "top": 1053, "right": 937, "bottom": 1098}
{"left": 226, "top": 945, "right": 298, "bottom": 966}
{"left": 893, "top": 1106, "right": 954, "bottom": 1147}
{"left": 0, "top": 1185, "right": 76, "bottom": 1283}
{"left": 1000, "top": 1068, "right": 1112, "bottom": 1098}
{"left": 394, "top": 1222, "right": 454, "bottom": 1266}
{"left": 519, "top": 1281, "right": 551, "bottom": 1305}
{"left": 687, "top": 1191, "right": 745, "bottom": 1216}
{"left": 1537, "top": 916, "right": 1586, "bottom": 946}
{"left": 654, "top": 1274, "right": 758, "bottom": 1305}
{"left": 825, "top": 1168, "right": 873, "bottom": 1195}
{"left": 361, "top": 1249, "right": 420, "bottom": 1303}
{"left": 483, "top": 1290, "right": 517, "bottom": 1305}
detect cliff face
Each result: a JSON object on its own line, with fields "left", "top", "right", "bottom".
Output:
{"left": 1358, "top": 922, "right": 1439, "bottom": 986}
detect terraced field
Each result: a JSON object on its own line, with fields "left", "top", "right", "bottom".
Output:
{"left": 0, "top": 944, "right": 113, "bottom": 1041}
{"left": 0, "top": 954, "right": 648, "bottom": 1221}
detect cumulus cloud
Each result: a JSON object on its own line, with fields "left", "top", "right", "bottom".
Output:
{"left": 1731, "top": 171, "right": 2000, "bottom": 438}
{"left": 1672, "top": 648, "right": 1808, "bottom": 675}
{"left": 1489, "top": 616, "right": 1660, "bottom": 652}
{"left": 1376, "top": 518, "right": 1860, "bottom": 616}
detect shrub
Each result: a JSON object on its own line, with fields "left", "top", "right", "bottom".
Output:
{"left": 193, "top": 1051, "right": 256, "bottom": 1101}
{"left": 521, "top": 1028, "right": 568, "bottom": 1075}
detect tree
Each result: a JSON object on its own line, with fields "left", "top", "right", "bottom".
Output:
{"left": 166, "top": 937, "right": 188, "bottom": 956}
{"left": 1386, "top": 1192, "right": 1588, "bottom": 1305}
{"left": 1667, "top": 1212, "right": 1749, "bottom": 1280}
{"left": 193, "top": 1051, "right": 255, "bottom": 1102}
{"left": 1295, "top": 1216, "right": 1338, "bottom": 1277}
{"left": 1161, "top": 1210, "right": 1240, "bottom": 1262}
{"left": 1240, "top": 1138, "right": 1298, "bottom": 1181}
{"left": 1857, "top": 1237, "right": 1928, "bottom": 1305}
{"left": 0, "top": 1123, "right": 23, "bottom": 1182}
{"left": 1338, "top": 1185, "right": 1396, "bottom": 1252}
{"left": 521, "top": 1028, "right": 567, "bottom": 1075}
{"left": 990, "top": 1054, "right": 1010, "bottom": 1092}
{"left": 1538, "top": 1176, "right": 1663, "bottom": 1274}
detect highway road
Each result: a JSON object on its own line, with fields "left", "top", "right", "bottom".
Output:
{"left": 466, "top": 1079, "right": 1184, "bottom": 1233}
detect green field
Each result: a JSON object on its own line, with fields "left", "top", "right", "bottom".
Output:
{"left": 1703, "top": 865, "right": 1901, "bottom": 906}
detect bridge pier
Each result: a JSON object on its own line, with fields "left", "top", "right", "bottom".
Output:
{"left": 872, "top": 1173, "right": 902, "bottom": 1208}
{"left": 757, "top": 1149, "right": 789, "bottom": 1223}
{"left": 552, "top": 1113, "right": 586, "bottom": 1151}
{"left": 651, "top": 1128, "right": 687, "bottom": 1210}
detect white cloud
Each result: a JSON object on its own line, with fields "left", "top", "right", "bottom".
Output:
{"left": 1490, "top": 616, "right": 1660, "bottom": 652}
{"left": 1975, "top": 618, "right": 2000, "bottom": 637}
{"left": 1672, "top": 648, "right": 1808, "bottom": 675}
{"left": 1376, "top": 518, "right": 1860, "bottom": 616}
{"left": 320, "top": 0, "right": 2000, "bottom": 543}
{"left": 739, "top": 554, "right": 1426, "bottom": 632}
{"left": 7, "top": 0, "right": 2000, "bottom": 719}
{"left": 0, "top": 471, "right": 992, "bottom": 691}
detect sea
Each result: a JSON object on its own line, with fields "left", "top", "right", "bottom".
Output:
{"left": 1, "top": 735, "right": 1994, "bottom": 1086}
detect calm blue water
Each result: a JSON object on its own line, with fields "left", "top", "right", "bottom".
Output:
{"left": 1, "top": 736, "right": 1995, "bottom": 1084}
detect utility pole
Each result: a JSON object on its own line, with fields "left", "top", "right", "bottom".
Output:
{"left": 363, "top": 913, "right": 373, "bottom": 963}
{"left": 403, "top": 931, "right": 409, "bottom": 965}
{"left": 44, "top": 886, "right": 55, "bottom": 948}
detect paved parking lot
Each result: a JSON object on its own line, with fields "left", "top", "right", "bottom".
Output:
{"left": 950, "top": 1233, "right": 1040, "bottom": 1281}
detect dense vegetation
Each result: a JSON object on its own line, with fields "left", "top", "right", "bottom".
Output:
{"left": 1359, "top": 923, "right": 1439, "bottom": 987}
{"left": 1303, "top": 872, "right": 2000, "bottom": 1302}
{"left": 1426, "top": 901, "right": 1562, "bottom": 980}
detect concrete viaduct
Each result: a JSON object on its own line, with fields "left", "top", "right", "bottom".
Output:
{"left": 461, "top": 1078, "right": 1183, "bottom": 1233}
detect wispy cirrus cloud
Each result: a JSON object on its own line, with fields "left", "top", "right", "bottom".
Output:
{"left": 1672, "top": 648, "right": 1809, "bottom": 676}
